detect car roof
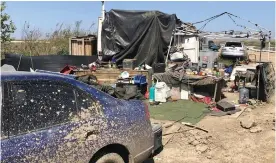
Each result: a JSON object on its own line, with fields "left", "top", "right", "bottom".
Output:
{"left": 225, "top": 41, "right": 242, "bottom": 43}
{"left": 1, "top": 71, "right": 75, "bottom": 82}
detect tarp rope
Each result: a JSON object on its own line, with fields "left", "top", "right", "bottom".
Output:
{"left": 226, "top": 14, "right": 259, "bottom": 34}
{"left": 192, "top": 12, "right": 271, "bottom": 39}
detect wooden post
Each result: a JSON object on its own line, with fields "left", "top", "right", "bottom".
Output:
{"left": 257, "top": 68, "right": 260, "bottom": 100}
{"left": 268, "top": 41, "right": 271, "bottom": 61}
{"left": 69, "top": 38, "right": 72, "bottom": 55}
{"left": 82, "top": 38, "right": 85, "bottom": 56}
{"left": 213, "top": 80, "right": 218, "bottom": 102}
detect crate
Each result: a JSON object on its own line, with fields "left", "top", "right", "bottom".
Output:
{"left": 123, "top": 59, "right": 136, "bottom": 69}
{"left": 69, "top": 35, "right": 97, "bottom": 56}
{"left": 216, "top": 100, "right": 235, "bottom": 112}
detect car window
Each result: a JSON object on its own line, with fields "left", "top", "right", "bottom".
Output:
{"left": 8, "top": 81, "right": 77, "bottom": 136}
{"left": 1, "top": 83, "right": 9, "bottom": 139}
{"left": 225, "top": 42, "right": 242, "bottom": 47}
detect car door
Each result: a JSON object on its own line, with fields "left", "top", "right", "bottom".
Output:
{"left": 0, "top": 80, "right": 82, "bottom": 162}
{"left": 70, "top": 87, "right": 108, "bottom": 156}
{"left": 1, "top": 82, "right": 11, "bottom": 160}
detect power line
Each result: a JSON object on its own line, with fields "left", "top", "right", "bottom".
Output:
{"left": 192, "top": 12, "right": 227, "bottom": 25}
{"left": 192, "top": 12, "right": 270, "bottom": 37}
{"left": 226, "top": 12, "right": 270, "bottom": 32}
{"left": 226, "top": 14, "right": 260, "bottom": 35}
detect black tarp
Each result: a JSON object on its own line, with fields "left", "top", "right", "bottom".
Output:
{"left": 256, "top": 62, "right": 275, "bottom": 102}
{"left": 101, "top": 9, "right": 179, "bottom": 67}
{"left": 4, "top": 54, "right": 98, "bottom": 72}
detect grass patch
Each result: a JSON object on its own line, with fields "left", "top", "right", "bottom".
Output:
{"left": 148, "top": 100, "right": 209, "bottom": 124}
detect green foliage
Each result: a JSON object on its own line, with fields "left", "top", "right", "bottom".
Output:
{"left": 2, "top": 21, "right": 96, "bottom": 56}
{"left": 1, "top": 2, "right": 16, "bottom": 43}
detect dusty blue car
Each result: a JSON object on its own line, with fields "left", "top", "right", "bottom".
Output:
{"left": 0, "top": 71, "right": 162, "bottom": 163}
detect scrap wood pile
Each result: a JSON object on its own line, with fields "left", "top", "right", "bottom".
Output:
{"left": 175, "top": 22, "right": 197, "bottom": 34}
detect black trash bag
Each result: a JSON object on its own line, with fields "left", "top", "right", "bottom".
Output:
{"left": 76, "top": 75, "right": 98, "bottom": 85}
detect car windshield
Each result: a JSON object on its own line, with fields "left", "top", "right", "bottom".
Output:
{"left": 225, "top": 42, "right": 242, "bottom": 47}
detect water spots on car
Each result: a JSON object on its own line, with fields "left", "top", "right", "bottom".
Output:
{"left": 18, "top": 89, "right": 25, "bottom": 93}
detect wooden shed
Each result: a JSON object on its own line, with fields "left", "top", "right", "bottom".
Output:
{"left": 69, "top": 35, "right": 97, "bottom": 56}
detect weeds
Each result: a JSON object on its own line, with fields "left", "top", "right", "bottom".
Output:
{"left": 1, "top": 21, "right": 96, "bottom": 56}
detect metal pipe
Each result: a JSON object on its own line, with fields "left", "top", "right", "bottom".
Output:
{"left": 101, "top": 1, "right": 105, "bottom": 21}
{"left": 165, "top": 30, "right": 174, "bottom": 66}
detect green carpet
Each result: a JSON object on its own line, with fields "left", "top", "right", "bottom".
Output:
{"left": 148, "top": 100, "right": 209, "bottom": 124}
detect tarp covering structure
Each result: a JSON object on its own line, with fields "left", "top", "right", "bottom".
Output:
{"left": 3, "top": 54, "right": 98, "bottom": 72}
{"left": 256, "top": 62, "right": 275, "bottom": 102}
{"left": 101, "top": 9, "right": 179, "bottom": 67}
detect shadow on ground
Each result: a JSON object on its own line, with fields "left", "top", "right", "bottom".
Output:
{"left": 143, "top": 158, "right": 155, "bottom": 163}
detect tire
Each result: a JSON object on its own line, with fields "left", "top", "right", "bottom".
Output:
{"left": 95, "top": 153, "right": 125, "bottom": 163}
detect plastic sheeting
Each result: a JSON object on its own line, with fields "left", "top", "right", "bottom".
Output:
{"left": 4, "top": 54, "right": 98, "bottom": 72}
{"left": 256, "top": 62, "right": 275, "bottom": 102}
{"left": 101, "top": 9, "right": 178, "bottom": 67}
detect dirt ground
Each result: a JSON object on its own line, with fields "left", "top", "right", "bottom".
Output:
{"left": 148, "top": 98, "right": 275, "bottom": 163}
{"left": 145, "top": 51, "right": 275, "bottom": 163}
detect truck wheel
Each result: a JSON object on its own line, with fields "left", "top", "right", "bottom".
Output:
{"left": 95, "top": 153, "right": 125, "bottom": 163}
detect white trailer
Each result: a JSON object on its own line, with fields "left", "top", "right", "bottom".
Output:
{"left": 173, "top": 33, "right": 200, "bottom": 63}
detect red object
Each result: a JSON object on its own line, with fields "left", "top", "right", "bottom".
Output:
{"left": 60, "top": 65, "right": 77, "bottom": 74}
{"left": 191, "top": 95, "right": 213, "bottom": 105}
{"left": 145, "top": 89, "right": 149, "bottom": 99}
{"left": 191, "top": 95, "right": 218, "bottom": 110}
{"left": 90, "top": 65, "right": 97, "bottom": 71}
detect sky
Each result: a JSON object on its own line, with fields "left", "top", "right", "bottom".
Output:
{"left": 4, "top": 1, "right": 276, "bottom": 39}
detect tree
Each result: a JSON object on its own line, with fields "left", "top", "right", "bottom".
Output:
{"left": 1, "top": 2, "right": 16, "bottom": 43}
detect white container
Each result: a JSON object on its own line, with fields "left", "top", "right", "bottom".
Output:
{"left": 180, "top": 84, "right": 189, "bottom": 100}
{"left": 181, "top": 90, "right": 189, "bottom": 100}
{"left": 173, "top": 34, "right": 199, "bottom": 63}
{"left": 155, "top": 82, "right": 170, "bottom": 102}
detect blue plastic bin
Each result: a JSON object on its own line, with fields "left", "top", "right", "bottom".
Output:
{"left": 133, "top": 75, "right": 147, "bottom": 85}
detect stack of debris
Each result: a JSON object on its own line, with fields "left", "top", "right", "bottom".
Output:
{"left": 175, "top": 22, "right": 198, "bottom": 34}
{"left": 75, "top": 74, "right": 146, "bottom": 100}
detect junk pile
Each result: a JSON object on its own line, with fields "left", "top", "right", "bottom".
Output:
{"left": 75, "top": 74, "right": 146, "bottom": 100}
{"left": 3, "top": 8, "right": 273, "bottom": 117}
{"left": 175, "top": 22, "right": 197, "bottom": 34}
{"left": 169, "top": 47, "right": 190, "bottom": 62}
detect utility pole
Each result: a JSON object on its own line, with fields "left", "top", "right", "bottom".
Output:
{"left": 97, "top": 1, "right": 105, "bottom": 59}
{"left": 101, "top": 1, "right": 105, "bottom": 20}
